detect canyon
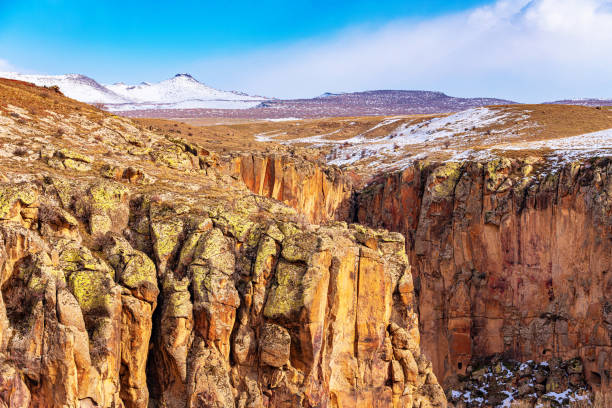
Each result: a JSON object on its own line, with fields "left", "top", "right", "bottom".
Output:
{"left": 0, "top": 78, "right": 611, "bottom": 407}
{"left": 354, "top": 159, "right": 611, "bottom": 395}
{"left": 229, "top": 152, "right": 612, "bottom": 407}
{"left": 214, "top": 107, "right": 612, "bottom": 406}
{"left": 0, "top": 78, "right": 445, "bottom": 407}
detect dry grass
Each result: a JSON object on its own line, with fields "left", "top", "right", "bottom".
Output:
{"left": 135, "top": 104, "right": 612, "bottom": 160}
{"left": 132, "top": 104, "right": 612, "bottom": 176}
{"left": 0, "top": 78, "right": 103, "bottom": 119}
{"left": 498, "top": 104, "right": 612, "bottom": 141}
{"left": 3, "top": 76, "right": 610, "bottom": 178}
{"left": 134, "top": 115, "right": 426, "bottom": 157}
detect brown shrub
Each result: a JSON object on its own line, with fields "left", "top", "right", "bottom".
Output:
{"left": 13, "top": 147, "right": 29, "bottom": 157}
{"left": 46, "top": 85, "right": 62, "bottom": 94}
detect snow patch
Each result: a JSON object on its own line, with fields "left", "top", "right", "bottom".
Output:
{"left": 497, "top": 127, "right": 612, "bottom": 161}
{"left": 324, "top": 107, "right": 524, "bottom": 169}
{"left": 264, "top": 117, "right": 302, "bottom": 122}
{"left": 255, "top": 131, "right": 287, "bottom": 142}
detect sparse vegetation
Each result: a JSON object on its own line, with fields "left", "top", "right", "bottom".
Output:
{"left": 13, "top": 147, "right": 28, "bottom": 157}
{"left": 54, "top": 128, "right": 65, "bottom": 138}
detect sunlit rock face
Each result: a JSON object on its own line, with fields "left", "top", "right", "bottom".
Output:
{"left": 353, "top": 158, "right": 612, "bottom": 404}
{"left": 227, "top": 141, "right": 612, "bottom": 405}
{"left": 227, "top": 153, "right": 353, "bottom": 225}
{"left": 0, "top": 78, "right": 445, "bottom": 408}
{"left": 0, "top": 182, "right": 445, "bottom": 408}
{"left": 2, "top": 77, "right": 610, "bottom": 407}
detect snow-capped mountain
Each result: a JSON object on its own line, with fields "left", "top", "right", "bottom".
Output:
{"left": 0, "top": 72, "right": 266, "bottom": 111}
{"left": 0, "top": 72, "right": 130, "bottom": 104}
{"left": 106, "top": 73, "right": 262, "bottom": 103}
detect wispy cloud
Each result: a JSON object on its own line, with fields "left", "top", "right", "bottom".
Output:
{"left": 195, "top": 0, "right": 612, "bottom": 102}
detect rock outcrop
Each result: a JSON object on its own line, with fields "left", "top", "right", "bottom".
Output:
{"left": 354, "top": 158, "right": 612, "bottom": 404}
{"left": 223, "top": 147, "right": 611, "bottom": 405}
{"left": 0, "top": 79, "right": 445, "bottom": 407}
{"left": 227, "top": 153, "right": 352, "bottom": 224}
{"left": 3, "top": 78, "right": 611, "bottom": 407}
{"left": 0, "top": 180, "right": 445, "bottom": 407}
{"left": 448, "top": 356, "right": 592, "bottom": 407}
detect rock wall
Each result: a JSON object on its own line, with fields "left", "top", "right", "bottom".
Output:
{"left": 353, "top": 158, "right": 612, "bottom": 402}
{"left": 0, "top": 179, "right": 445, "bottom": 408}
{"left": 227, "top": 153, "right": 352, "bottom": 224}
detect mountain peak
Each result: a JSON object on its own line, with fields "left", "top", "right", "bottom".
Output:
{"left": 173, "top": 73, "right": 196, "bottom": 80}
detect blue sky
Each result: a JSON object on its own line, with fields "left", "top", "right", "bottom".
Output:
{"left": 1, "top": 0, "right": 612, "bottom": 101}
{"left": 0, "top": 0, "right": 491, "bottom": 80}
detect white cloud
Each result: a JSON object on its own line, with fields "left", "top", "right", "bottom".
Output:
{"left": 194, "top": 0, "right": 612, "bottom": 102}
{"left": 0, "top": 58, "right": 15, "bottom": 72}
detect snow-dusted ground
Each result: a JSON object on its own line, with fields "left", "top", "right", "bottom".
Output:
{"left": 253, "top": 107, "right": 528, "bottom": 169}
{"left": 498, "top": 128, "right": 612, "bottom": 159}
{"left": 450, "top": 359, "right": 592, "bottom": 408}
{"left": 324, "top": 108, "right": 534, "bottom": 168}
{"left": 254, "top": 107, "right": 611, "bottom": 170}
{"left": 105, "top": 99, "right": 262, "bottom": 112}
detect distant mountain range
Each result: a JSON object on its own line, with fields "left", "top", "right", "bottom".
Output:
{"left": 0, "top": 72, "right": 265, "bottom": 111}
{"left": 546, "top": 98, "right": 612, "bottom": 107}
{"left": 1, "top": 71, "right": 609, "bottom": 118}
{"left": 116, "top": 90, "right": 518, "bottom": 119}
{"left": 250, "top": 90, "right": 517, "bottom": 118}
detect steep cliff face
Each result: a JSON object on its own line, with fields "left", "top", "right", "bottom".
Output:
{"left": 0, "top": 182, "right": 445, "bottom": 408}
{"left": 354, "top": 158, "right": 612, "bottom": 402}
{"left": 227, "top": 153, "right": 352, "bottom": 224}
{"left": 0, "top": 78, "right": 445, "bottom": 408}
{"left": 211, "top": 137, "right": 612, "bottom": 404}
{"left": 3, "top": 78, "right": 610, "bottom": 407}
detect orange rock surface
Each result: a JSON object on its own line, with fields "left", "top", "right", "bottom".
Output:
{"left": 354, "top": 159, "right": 612, "bottom": 403}
{"left": 0, "top": 78, "right": 445, "bottom": 408}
